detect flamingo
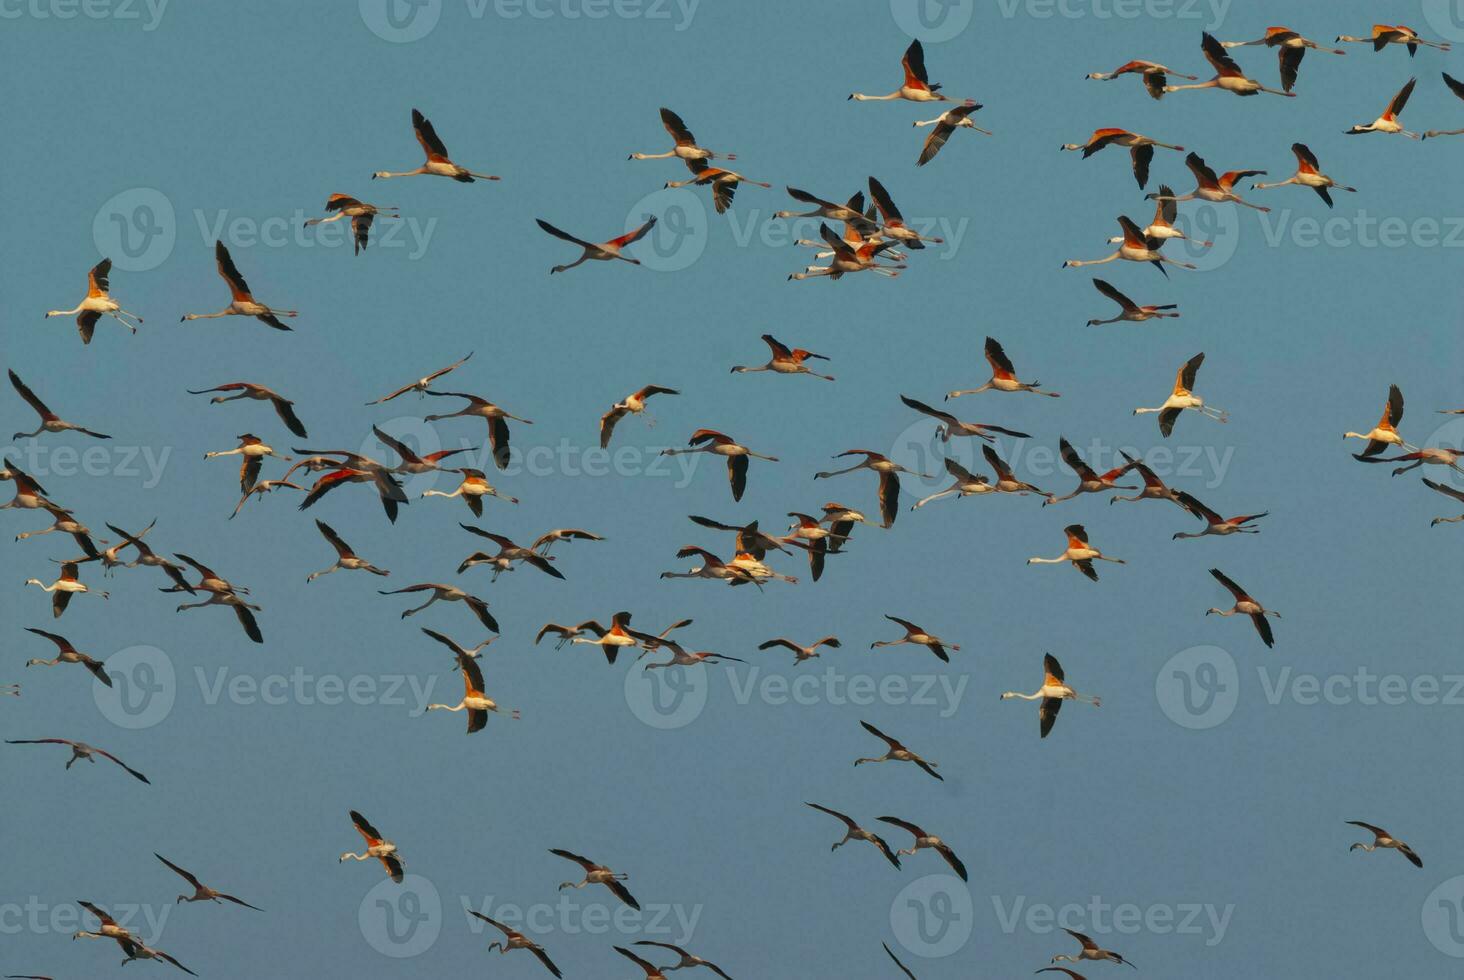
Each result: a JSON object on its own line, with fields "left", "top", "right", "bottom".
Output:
{"left": 23, "top": 628, "right": 109, "bottom": 686}
{"left": 1134, "top": 353, "right": 1228, "bottom": 435}
{"left": 372, "top": 108, "right": 499, "bottom": 182}
{"left": 1423, "top": 477, "right": 1464, "bottom": 526}
{"left": 866, "top": 177, "right": 943, "bottom": 249}
{"left": 899, "top": 394, "right": 1030, "bottom": 443}
{"left": 789, "top": 222, "right": 903, "bottom": 280}
{"left": 615, "top": 946, "right": 668, "bottom": 980}
{"left": 853, "top": 720, "right": 942, "bottom": 781}
{"left": 1336, "top": 25, "right": 1450, "bottom": 54}
{"left": 106, "top": 521, "right": 195, "bottom": 593}
{"left": 535, "top": 610, "right": 656, "bottom": 663}
{"left": 306, "top": 520, "right": 389, "bottom": 582}
{"left": 25, "top": 561, "right": 107, "bottom": 617}
{"left": 1053, "top": 929, "right": 1136, "bottom": 968}
{"left": 1344, "top": 384, "right": 1411, "bottom": 456}
{"left": 114, "top": 938, "right": 196, "bottom": 975}
{"left": 1108, "top": 453, "right": 1187, "bottom": 508}
{"left": 1251, "top": 143, "right": 1355, "bottom": 208}
{"left": 665, "top": 158, "right": 769, "bottom": 213}
{"left": 7, "top": 738, "right": 148, "bottom": 782}
{"left": 876, "top": 816, "right": 968, "bottom": 880}
{"left": 369, "top": 425, "right": 469, "bottom": 476}
{"left": 758, "top": 635, "right": 841, "bottom": 664}
{"left": 1062, "top": 215, "right": 1197, "bottom": 276}
{"left": 456, "top": 524, "right": 564, "bottom": 580}
{"left": 629, "top": 107, "right": 736, "bottom": 161}
{"left": 1164, "top": 32, "right": 1296, "bottom": 97}
{"left": 1149, "top": 152, "right": 1270, "bottom": 211}
{"left": 550, "top": 848, "right": 639, "bottom": 908}
{"left": 1353, "top": 446, "right": 1464, "bottom": 476}
{"left": 1205, "top": 568, "right": 1280, "bottom": 648}
{"left": 423, "top": 390, "right": 532, "bottom": 470}
{"left": 421, "top": 468, "right": 518, "bottom": 516}
{"left": 638, "top": 635, "right": 746, "bottom": 671}
{"left": 815, "top": 450, "right": 928, "bottom": 528}
{"left": 911, "top": 457, "right": 996, "bottom": 509}
{"left": 379, "top": 583, "right": 498, "bottom": 632}
{"left": 298, "top": 465, "right": 407, "bottom": 523}
{"left": 1084, "top": 278, "right": 1181, "bottom": 326}
{"left": 167, "top": 554, "right": 263, "bottom": 643}
{"left": 364, "top": 351, "right": 473, "bottom": 404}
{"left": 849, "top": 40, "right": 958, "bottom": 103}
{"left": 601, "top": 385, "right": 679, "bottom": 447}
{"left": 982, "top": 444, "right": 1049, "bottom": 497}
{"left": 785, "top": 511, "right": 843, "bottom": 580}
{"left": 45, "top": 258, "right": 143, "bottom": 344}
{"left": 726, "top": 551, "right": 797, "bottom": 586}
{"left": 1172, "top": 491, "right": 1268, "bottom": 539}
{"left": 531, "top": 528, "right": 604, "bottom": 555}
{"left": 468, "top": 911, "right": 562, "bottom": 978}
{"left": 659, "top": 546, "right": 765, "bottom": 588}
{"left": 731, "top": 334, "right": 834, "bottom": 380}
{"left": 804, "top": 802, "right": 901, "bottom": 868}
{"left": 1346, "top": 77, "right": 1419, "bottom": 136}
{"left": 1060, "top": 128, "right": 1184, "bottom": 189}
{"left": 72, "top": 900, "right": 134, "bottom": 942}
{"left": 15, "top": 503, "right": 101, "bottom": 558}
{"left": 204, "top": 434, "right": 289, "bottom": 494}
{"left": 1107, "top": 185, "right": 1212, "bottom": 248}
{"left": 418, "top": 627, "right": 494, "bottom": 669}
{"left": 1086, "top": 59, "right": 1197, "bottom": 99}
{"left": 537, "top": 216, "right": 657, "bottom": 274}
{"left": 632, "top": 941, "right": 733, "bottom": 980}
{"left": 8, "top": 370, "right": 111, "bottom": 440}
{"left": 186, "top": 382, "right": 307, "bottom": 438}
{"left": 1221, "top": 27, "right": 1346, "bottom": 91}
{"left": 1044, "top": 437, "right": 1138, "bottom": 505}
{"left": 1424, "top": 72, "right": 1464, "bottom": 138}
{"left": 180, "top": 241, "right": 298, "bottom": 330}
{"left": 1027, "top": 525, "right": 1125, "bottom": 581}
{"left": 1347, "top": 821, "right": 1422, "bottom": 867}
{"left": 914, "top": 101, "right": 990, "bottom": 166}
{"left": 821, "top": 502, "right": 866, "bottom": 551}
{"left": 154, "top": 853, "right": 263, "bottom": 911}
{"left": 946, "top": 336, "right": 1060, "bottom": 398}
{"left": 423, "top": 628, "right": 518, "bottom": 733}
{"left": 772, "top": 188, "right": 878, "bottom": 233}
{"left": 870, "top": 615, "right": 959, "bottom": 663}
{"left": 303, "top": 194, "right": 397, "bottom": 254}
{"left": 662, "top": 429, "right": 778, "bottom": 502}
{"left": 1001, "top": 653, "right": 1101, "bottom": 738}
{"left": 0, "top": 458, "right": 51, "bottom": 511}
{"left": 339, "top": 810, "right": 403, "bottom": 882}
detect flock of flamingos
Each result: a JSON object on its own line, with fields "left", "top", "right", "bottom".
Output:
{"left": 8, "top": 19, "right": 1464, "bottom": 979}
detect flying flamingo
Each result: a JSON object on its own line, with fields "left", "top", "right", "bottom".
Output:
{"left": 0, "top": 458, "right": 53, "bottom": 512}
{"left": 468, "top": 911, "right": 562, "bottom": 978}
{"left": 629, "top": 107, "right": 736, "bottom": 161}
{"left": 72, "top": 900, "right": 135, "bottom": 942}
{"left": 1347, "top": 821, "right": 1422, "bottom": 867}
{"left": 982, "top": 444, "right": 1049, "bottom": 497}
{"left": 914, "top": 101, "right": 990, "bottom": 166}
{"left": 1353, "top": 446, "right": 1464, "bottom": 476}
{"left": 1336, "top": 25, "right": 1450, "bottom": 54}
{"left": 911, "top": 457, "right": 995, "bottom": 509}
{"left": 537, "top": 216, "right": 657, "bottom": 274}
{"left": 373, "top": 109, "right": 499, "bottom": 182}
{"left": 422, "top": 628, "right": 518, "bottom": 733}
{"left": 306, "top": 520, "right": 389, "bottom": 582}
{"left": 114, "top": 938, "right": 197, "bottom": 975}
{"left": 600, "top": 384, "right": 679, "bottom": 447}
{"left": 531, "top": 528, "right": 604, "bottom": 555}
{"left": 870, "top": 615, "right": 959, "bottom": 662}
{"left": 1149, "top": 153, "right": 1270, "bottom": 211}
{"left": 731, "top": 334, "right": 834, "bottom": 381}
{"left": 1205, "top": 568, "right": 1280, "bottom": 648}
{"left": 1172, "top": 491, "right": 1268, "bottom": 540}
{"left": 186, "top": 382, "right": 307, "bottom": 438}
{"left": 1164, "top": 32, "right": 1296, "bottom": 96}
{"left": 15, "top": 504, "right": 100, "bottom": 558}
{"left": 1221, "top": 27, "right": 1346, "bottom": 91}
{"left": 615, "top": 946, "right": 669, "bottom": 980}
{"left": 1060, "top": 128, "right": 1184, "bottom": 189}
{"left": 369, "top": 426, "right": 469, "bottom": 476}
{"left": 299, "top": 463, "right": 410, "bottom": 523}
{"left": 1344, "top": 384, "right": 1412, "bottom": 456}
{"left": 204, "top": 434, "right": 289, "bottom": 494}
{"left": 1424, "top": 72, "right": 1464, "bottom": 138}
{"left": 456, "top": 524, "right": 564, "bottom": 580}
{"left": 772, "top": 187, "right": 878, "bottom": 233}
{"left": 1107, "top": 186, "right": 1212, "bottom": 249}
{"left": 180, "top": 242, "right": 298, "bottom": 331}
{"left": 106, "top": 521, "right": 195, "bottom": 593}
{"left": 339, "top": 810, "right": 403, "bottom": 882}
{"left": 1084, "top": 278, "right": 1180, "bottom": 326}
{"left": 421, "top": 468, "right": 518, "bottom": 516}
{"left": 25, "top": 561, "right": 106, "bottom": 617}
{"left": 759, "top": 635, "right": 841, "bottom": 664}
{"left": 637, "top": 635, "right": 746, "bottom": 671}
{"left": 423, "top": 390, "right": 532, "bottom": 470}
{"left": 853, "top": 720, "right": 942, "bottom": 781}
{"left": 821, "top": 502, "right": 866, "bottom": 551}
{"left": 154, "top": 853, "right": 263, "bottom": 911}
{"left": 665, "top": 158, "right": 770, "bottom": 213}
{"left": 1423, "top": 478, "right": 1464, "bottom": 526}
{"left": 789, "top": 222, "right": 903, "bottom": 280}
{"left": 804, "top": 801, "right": 901, "bottom": 868}
{"left": 167, "top": 554, "right": 263, "bottom": 643}
{"left": 1086, "top": 59, "right": 1197, "bottom": 99}
{"left": 379, "top": 583, "right": 498, "bottom": 632}
{"left": 815, "top": 450, "right": 929, "bottom": 528}
{"left": 1134, "top": 353, "right": 1228, "bottom": 435}
{"left": 1108, "top": 453, "right": 1186, "bottom": 508}
{"left": 365, "top": 351, "right": 473, "bottom": 404}
{"left": 899, "top": 394, "right": 1030, "bottom": 443}
{"left": 23, "top": 628, "right": 109, "bottom": 686}
{"left": 867, "top": 177, "right": 943, "bottom": 249}
{"left": 1001, "top": 653, "right": 1101, "bottom": 738}
{"left": 1027, "top": 525, "right": 1125, "bottom": 581}
{"left": 658, "top": 546, "right": 765, "bottom": 588}
{"left": 550, "top": 848, "right": 639, "bottom": 908}
{"left": 1044, "top": 437, "right": 1138, "bottom": 505}
{"left": 877, "top": 817, "right": 968, "bottom": 880}
{"left": 1252, "top": 143, "right": 1356, "bottom": 207}
{"left": 946, "top": 335, "right": 1060, "bottom": 398}
{"left": 304, "top": 194, "right": 397, "bottom": 253}
{"left": 1052, "top": 929, "right": 1137, "bottom": 968}
{"left": 6, "top": 738, "right": 148, "bottom": 782}
{"left": 1062, "top": 216, "right": 1197, "bottom": 276}
{"left": 632, "top": 941, "right": 734, "bottom": 980}
{"left": 45, "top": 258, "right": 143, "bottom": 344}
{"left": 849, "top": 40, "right": 958, "bottom": 103}
{"left": 8, "top": 370, "right": 111, "bottom": 439}
{"left": 1345, "top": 77, "right": 1419, "bottom": 136}
{"left": 662, "top": 429, "right": 778, "bottom": 502}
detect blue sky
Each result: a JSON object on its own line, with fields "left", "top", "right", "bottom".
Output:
{"left": 6, "top": 1, "right": 1464, "bottom": 976}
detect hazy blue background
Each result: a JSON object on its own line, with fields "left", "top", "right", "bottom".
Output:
{"left": 5, "top": 1, "right": 1464, "bottom": 976}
